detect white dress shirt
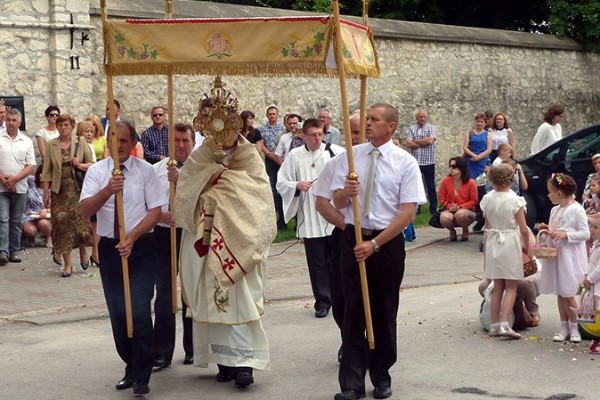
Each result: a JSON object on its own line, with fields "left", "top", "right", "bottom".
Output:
{"left": 152, "top": 157, "right": 179, "bottom": 228}
{"left": 0, "top": 130, "right": 36, "bottom": 194}
{"left": 331, "top": 140, "right": 426, "bottom": 230}
{"left": 80, "top": 156, "right": 167, "bottom": 238}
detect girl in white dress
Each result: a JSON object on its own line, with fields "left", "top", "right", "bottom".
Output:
{"left": 538, "top": 173, "right": 589, "bottom": 343}
{"left": 481, "top": 164, "right": 530, "bottom": 339}
{"left": 583, "top": 215, "right": 600, "bottom": 353}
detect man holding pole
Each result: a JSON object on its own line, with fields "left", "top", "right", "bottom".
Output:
{"left": 331, "top": 103, "right": 426, "bottom": 400}
{"left": 151, "top": 122, "right": 195, "bottom": 368}
{"left": 80, "top": 120, "right": 166, "bottom": 396}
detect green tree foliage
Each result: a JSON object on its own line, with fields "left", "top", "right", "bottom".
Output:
{"left": 202, "top": 0, "right": 600, "bottom": 42}
{"left": 547, "top": 0, "right": 600, "bottom": 43}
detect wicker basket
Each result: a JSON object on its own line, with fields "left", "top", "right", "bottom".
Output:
{"left": 531, "top": 229, "right": 557, "bottom": 259}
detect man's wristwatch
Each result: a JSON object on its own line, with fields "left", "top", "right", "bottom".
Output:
{"left": 371, "top": 239, "right": 380, "bottom": 252}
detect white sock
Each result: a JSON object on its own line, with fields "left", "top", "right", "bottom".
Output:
{"left": 500, "top": 321, "right": 510, "bottom": 329}
{"left": 560, "top": 320, "right": 569, "bottom": 335}
{"left": 569, "top": 322, "right": 579, "bottom": 336}
{"left": 490, "top": 322, "right": 500, "bottom": 330}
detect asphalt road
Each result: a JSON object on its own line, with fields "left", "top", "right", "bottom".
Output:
{"left": 1, "top": 231, "right": 597, "bottom": 400}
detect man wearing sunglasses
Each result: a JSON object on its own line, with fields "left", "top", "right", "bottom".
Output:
{"left": 141, "top": 106, "right": 170, "bottom": 165}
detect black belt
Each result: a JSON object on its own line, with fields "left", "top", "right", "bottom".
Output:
{"left": 346, "top": 224, "right": 383, "bottom": 238}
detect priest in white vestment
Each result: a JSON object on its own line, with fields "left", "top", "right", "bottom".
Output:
{"left": 174, "top": 130, "right": 276, "bottom": 386}
{"left": 276, "top": 118, "right": 345, "bottom": 318}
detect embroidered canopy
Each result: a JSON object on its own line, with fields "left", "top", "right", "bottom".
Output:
{"left": 103, "top": 16, "right": 379, "bottom": 78}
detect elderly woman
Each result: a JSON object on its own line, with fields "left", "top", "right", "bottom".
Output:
{"left": 84, "top": 114, "right": 108, "bottom": 161}
{"left": 463, "top": 113, "right": 492, "bottom": 179}
{"left": 40, "top": 114, "right": 95, "bottom": 277}
{"left": 530, "top": 104, "right": 564, "bottom": 154}
{"left": 438, "top": 156, "right": 479, "bottom": 242}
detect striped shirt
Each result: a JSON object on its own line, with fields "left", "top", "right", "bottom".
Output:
{"left": 407, "top": 123, "right": 436, "bottom": 166}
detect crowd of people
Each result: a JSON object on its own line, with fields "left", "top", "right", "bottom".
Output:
{"left": 4, "top": 92, "right": 598, "bottom": 400}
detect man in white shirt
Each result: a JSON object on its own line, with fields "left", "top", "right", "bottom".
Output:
{"left": 319, "top": 108, "right": 342, "bottom": 145}
{"left": 277, "top": 118, "right": 345, "bottom": 318}
{"left": 274, "top": 113, "right": 304, "bottom": 165}
{"left": 80, "top": 120, "right": 167, "bottom": 396}
{"left": 151, "top": 123, "right": 195, "bottom": 368}
{"left": 0, "top": 108, "right": 36, "bottom": 265}
{"left": 331, "top": 103, "right": 426, "bottom": 400}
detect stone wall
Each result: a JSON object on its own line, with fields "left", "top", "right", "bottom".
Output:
{"left": 1, "top": 0, "right": 599, "bottom": 180}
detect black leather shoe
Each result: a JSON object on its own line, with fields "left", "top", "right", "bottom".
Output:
{"left": 153, "top": 356, "right": 171, "bottom": 369}
{"left": 133, "top": 382, "right": 150, "bottom": 396}
{"left": 337, "top": 346, "right": 342, "bottom": 363}
{"left": 115, "top": 376, "right": 134, "bottom": 390}
{"left": 373, "top": 386, "right": 392, "bottom": 399}
{"left": 184, "top": 353, "right": 194, "bottom": 365}
{"left": 8, "top": 254, "right": 21, "bottom": 263}
{"left": 315, "top": 308, "right": 329, "bottom": 318}
{"left": 216, "top": 364, "right": 235, "bottom": 382}
{"left": 234, "top": 371, "right": 254, "bottom": 386}
{"left": 334, "top": 390, "right": 366, "bottom": 400}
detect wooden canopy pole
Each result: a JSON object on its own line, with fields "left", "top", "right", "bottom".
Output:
{"left": 166, "top": 0, "right": 178, "bottom": 314}
{"left": 358, "top": 1, "right": 369, "bottom": 144}
{"left": 101, "top": 0, "right": 133, "bottom": 338}
{"left": 332, "top": 0, "right": 374, "bottom": 349}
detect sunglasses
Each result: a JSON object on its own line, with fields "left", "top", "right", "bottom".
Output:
{"left": 449, "top": 164, "right": 457, "bottom": 169}
{"left": 152, "top": 113, "right": 164, "bottom": 117}
{"left": 48, "top": 113, "right": 59, "bottom": 117}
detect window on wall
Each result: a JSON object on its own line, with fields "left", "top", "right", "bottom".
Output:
{"left": 1, "top": 96, "right": 26, "bottom": 131}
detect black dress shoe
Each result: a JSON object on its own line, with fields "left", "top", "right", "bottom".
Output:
{"left": 337, "top": 346, "right": 342, "bottom": 363}
{"left": 153, "top": 356, "right": 171, "bottom": 369}
{"left": 334, "top": 390, "right": 366, "bottom": 400}
{"left": 234, "top": 371, "right": 254, "bottom": 386}
{"left": 8, "top": 254, "right": 21, "bottom": 263}
{"left": 133, "top": 382, "right": 150, "bottom": 396}
{"left": 216, "top": 364, "right": 235, "bottom": 382}
{"left": 315, "top": 308, "right": 329, "bottom": 318}
{"left": 183, "top": 353, "right": 194, "bottom": 365}
{"left": 373, "top": 386, "right": 392, "bottom": 399}
{"left": 115, "top": 376, "right": 134, "bottom": 390}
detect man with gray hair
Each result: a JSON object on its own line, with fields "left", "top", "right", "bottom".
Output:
{"left": 0, "top": 108, "right": 36, "bottom": 265}
{"left": 406, "top": 109, "right": 437, "bottom": 214}
{"left": 318, "top": 109, "right": 342, "bottom": 146}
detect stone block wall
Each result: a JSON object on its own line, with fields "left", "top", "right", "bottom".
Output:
{"left": 1, "top": 0, "right": 599, "bottom": 182}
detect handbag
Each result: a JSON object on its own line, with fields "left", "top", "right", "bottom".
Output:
{"left": 575, "top": 287, "right": 597, "bottom": 323}
{"left": 522, "top": 250, "right": 538, "bottom": 278}
{"left": 428, "top": 203, "right": 446, "bottom": 229}
{"left": 73, "top": 142, "right": 86, "bottom": 190}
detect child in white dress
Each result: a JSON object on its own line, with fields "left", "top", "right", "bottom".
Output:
{"left": 481, "top": 164, "right": 530, "bottom": 339}
{"left": 583, "top": 215, "right": 600, "bottom": 353}
{"left": 538, "top": 173, "right": 589, "bottom": 343}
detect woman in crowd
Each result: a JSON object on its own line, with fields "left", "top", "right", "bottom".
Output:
{"left": 22, "top": 165, "right": 53, "bottom": 248}
{"left": 488, "top": 112, "right": 515, "bottom": 162}
{"left": 530, "top": 104, "right": 564, "bottom": 154}
{"left": 463, "top": 113, "right": 492, "bottom": 179}
{"left": 582, "top": 153, "right": 600, "bottom": 207}
{"left": 40, "top": 114, "right": 95, "bottom": 277}
{"left": 489, "top": 143, "right": 528, "bottom": 195}
{"left": 84, "top": 114, "right": 108, "bottom": 161}
{"left": 240, "top": 110, "right": 264, "bottom": 151}
{"left": 35, "top": 105, "right": 60, "bottom": 159}
{"left": 439, "top": 156, "right": 478, "bottom": 241}
{"left": 77, "top": 120, "right": 101, "bottom": 266}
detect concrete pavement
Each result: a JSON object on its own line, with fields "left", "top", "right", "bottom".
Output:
{"left": 0, "top": 226, "right": 450, "bottom": 325}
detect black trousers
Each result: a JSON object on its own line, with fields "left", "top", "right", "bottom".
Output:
{"left": 265, "top": 157, "right": 285, "bottom": 227}
{"left": 338, "top": 228, "right": 405, "bottom": 392}
{"left": 98, "top": 236, "right": 156, "bottom": 384}
{"left": 152, "top": 226, "right": 193, "bottom": 361}
{"left": 304, "top": 236, "right": 333, "bottom": 311}
{"left": 329, "top": 227, "right": 345, "bottom": 331}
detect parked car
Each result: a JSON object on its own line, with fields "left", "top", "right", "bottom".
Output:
{"left": 519, "top": 123, "right": 600, "bottom": 227}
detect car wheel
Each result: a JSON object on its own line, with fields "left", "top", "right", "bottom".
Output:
{"left": 522, "top": 192, "right": 537, "bottom": 230}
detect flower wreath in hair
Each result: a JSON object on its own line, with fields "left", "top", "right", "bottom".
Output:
{"left": 551, "top": 172, "right": 568, "bottom": 187}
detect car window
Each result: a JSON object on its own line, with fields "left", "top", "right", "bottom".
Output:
{"left": 565, "top": 129, "right": 600, "bottom": 161}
